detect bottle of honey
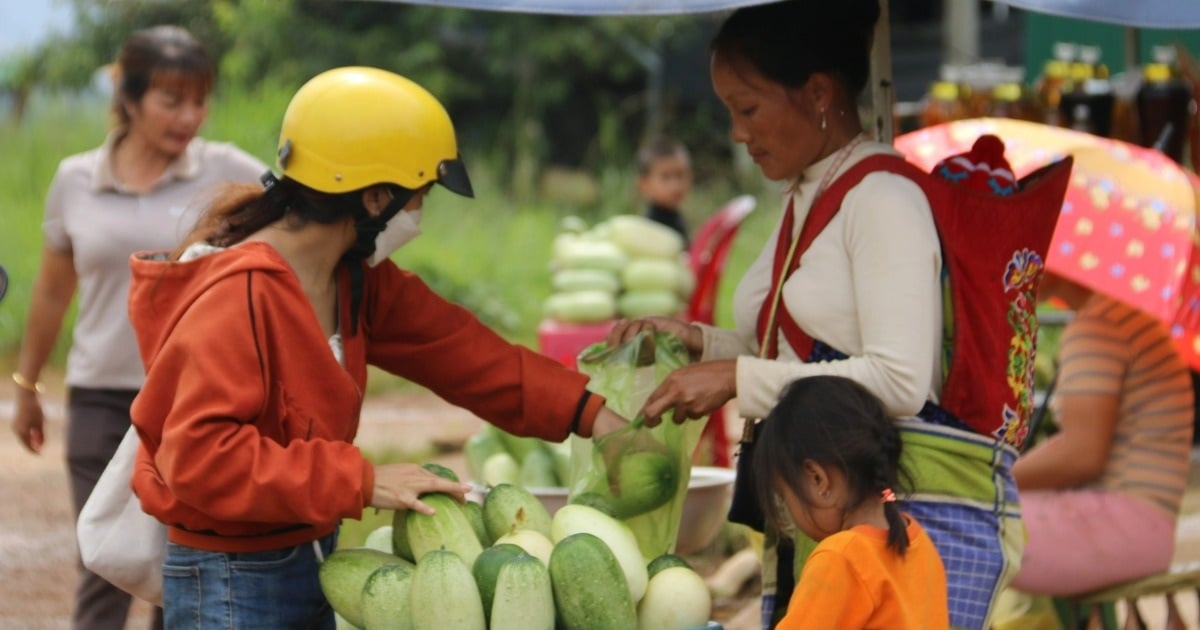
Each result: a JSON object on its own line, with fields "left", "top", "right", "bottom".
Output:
{"left": 992, "top": 82, "right": 1035, "bottom": 121}
{"left": 1136, "top": 46, "right": 1194, "bottom": 163}
{"left": 1037, "top": 42, "right": 1076, "bottom": 126}
{"left": 921, "top": 81, "right": 966, "bottom": 127}
{"left": 1059, "top": 46, "right": 1115, "bottom": 136}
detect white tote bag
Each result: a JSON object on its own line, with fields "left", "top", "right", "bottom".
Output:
{"left": 76, "top": 426, "right": 166, "bottom": 605}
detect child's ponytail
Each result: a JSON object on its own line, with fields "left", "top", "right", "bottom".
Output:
{"left": 874, "top": 421, "right": 910, "bottom": 556}
{"left": 880, "top": 487, "right": 910, "bottom": 556}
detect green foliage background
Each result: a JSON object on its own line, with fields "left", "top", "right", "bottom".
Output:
{"left": 0, "top": 87, "right": 777, "bottom": 382}
{"left": 2, "top": 1, "right": 739, "bottom": 183}
{"left": 0, "top": 1, "right": 785, "bottom": 381}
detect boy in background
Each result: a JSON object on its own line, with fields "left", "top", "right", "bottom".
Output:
{"left": 636, "top": 136, "right": 693, "bottom": 247}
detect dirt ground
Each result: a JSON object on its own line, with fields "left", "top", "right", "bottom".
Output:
{"left": 4, "top": 390, "right": 1199, "bottom": 629}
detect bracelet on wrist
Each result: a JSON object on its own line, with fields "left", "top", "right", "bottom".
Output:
{"left": 11, "top": 373, "right": 45, "bottom": 395}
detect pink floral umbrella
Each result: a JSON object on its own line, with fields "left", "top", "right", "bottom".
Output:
{"left": 895, "top": 117, "right": 1200, "bottom": 368}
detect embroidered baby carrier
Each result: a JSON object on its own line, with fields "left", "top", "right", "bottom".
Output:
{"left": 771, "top": 136, "right": 1071, "bottom": 447}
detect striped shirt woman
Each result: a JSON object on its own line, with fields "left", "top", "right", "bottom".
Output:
{"left": 1011, "top": 293, "right": 1193, "bottom": 596}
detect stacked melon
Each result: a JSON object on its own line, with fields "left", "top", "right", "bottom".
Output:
{"left": 465, "top": 425, "right": 570, "bottom": 489}
{"left": 543, "top": 215, "right": 695, "bottom": 325}
{"left": 320, "top": 464, "right": 713, "bottom": 630}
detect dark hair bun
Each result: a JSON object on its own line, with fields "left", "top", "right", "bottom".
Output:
{"left": 712, "top": 0, "right": 881, "bottom": 97}
{"left": 833, "top": 0, "right": 884, "bottom": 38}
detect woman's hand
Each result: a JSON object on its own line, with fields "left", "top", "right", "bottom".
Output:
{"left": 369, "top": 463, "right": 471, "bottom": 514}
{"left": 641, "top": 359, "right": 737, "bottom": 426}
{"left": 11, "top": 390, "right": 45, "bottom": 454}
{"left": 590, "top": 407, "right": 629, "bottom": 440}
{"left": 12, "top": 246, "right": 77, "bottom": 455}
{"left": 607, "top": 316, "right": 703, "bottom": 355}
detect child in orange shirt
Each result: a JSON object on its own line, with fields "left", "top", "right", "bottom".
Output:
{"left": 753, "top": 376, "right": 950, "bottom": 629}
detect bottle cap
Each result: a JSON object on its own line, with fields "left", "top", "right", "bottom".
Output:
{"left": 1144, "top": 63, "right": 1173, "bottom": 83}
{"left": 1043, "top": 60, "right": 1068, "bottom": 79}
{"left": 993, "top": 83, "right": 1023, "bottom": 102}
{"left": 940, "top": 64, "right": 963, "bottom": 83}
{"left": 1152, "top": 45, "right": 1178, "bottom": 66}
{"left": 1001, "top": 66, "right": 1027, "bottom": 84}
{"left": 1053, "top": 41, "right": 1078, "bottom": 62}
{"left": 931, "top": 82, "right": 960, "bottom": 101}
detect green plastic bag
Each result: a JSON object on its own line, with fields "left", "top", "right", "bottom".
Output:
{"left": 568, "top": 331, "right": 706, "bottom": 560}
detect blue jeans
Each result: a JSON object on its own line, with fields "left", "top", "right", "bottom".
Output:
{"left": 162, "top": 532, "right": 337, "bottom": 629}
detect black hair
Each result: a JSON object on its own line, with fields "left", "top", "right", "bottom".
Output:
{"left": 176, "top": 176, "right": 413, "bottom": 256}
{"left": 112, "top": 25, "right": 215, "bottom": 127}
{"left": 752, "top": 375, "right": 912, "bottom": 555}
{"left": 710, "top": 0, "right": 880, "bottom": 99}
{"left": 636, "top": 136, "right": 690, "bottom": 176}
{"left": 175, "top": 176, "right": 414, "bottom": 335}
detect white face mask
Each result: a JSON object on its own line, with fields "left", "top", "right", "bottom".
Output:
{"left": 368, "top": 210, "right": 422, "bottom": 267}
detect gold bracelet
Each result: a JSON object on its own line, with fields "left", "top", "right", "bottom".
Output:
{"left": 11, "top": 373, "right": 45, "bottom": 395}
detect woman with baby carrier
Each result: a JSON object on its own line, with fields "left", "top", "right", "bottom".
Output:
{"left": 607, "top": 1, "right": 1072, "bottom": 628}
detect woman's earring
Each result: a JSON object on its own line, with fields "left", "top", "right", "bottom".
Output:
{"left": 820, "top": 109, "right": 827, "bottom": 131}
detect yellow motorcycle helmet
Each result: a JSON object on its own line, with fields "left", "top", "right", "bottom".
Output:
{"left": 275, "top": 66, "right": 473, "bottom": 198}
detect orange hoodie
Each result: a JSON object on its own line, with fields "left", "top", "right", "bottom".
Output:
{"left": 127, "top": 242, "right": 604, "bottom": 552}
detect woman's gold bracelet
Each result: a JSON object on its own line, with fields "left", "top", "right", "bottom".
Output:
{"left": 11, "top": 373, "right": 45, "bottom": 395}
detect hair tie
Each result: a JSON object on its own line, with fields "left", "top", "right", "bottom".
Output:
{"left": 881, "top": 488, "right": 897, "bottom": 503}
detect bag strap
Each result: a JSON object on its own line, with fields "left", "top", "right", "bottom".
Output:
{"left": 755, "top": 136, "right": 868, "bottom": 359}
{"left": 764, "top": 154, "right": 928, "bottom": 360}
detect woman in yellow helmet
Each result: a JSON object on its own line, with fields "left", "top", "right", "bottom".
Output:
{"left": 125, "top": 66, "right": 629, "bottom": 627}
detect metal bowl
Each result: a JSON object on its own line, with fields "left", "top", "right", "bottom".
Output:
{"left": 511, "top": 466, "right": 736, "bottom": 555}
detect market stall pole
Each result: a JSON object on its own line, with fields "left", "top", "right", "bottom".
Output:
{"left": 868, "top": 0, "right": 893, "bottom": 143}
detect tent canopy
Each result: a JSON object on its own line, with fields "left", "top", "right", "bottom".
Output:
{"left": 991, "top": 0, "right": 1200, "bottom": 29}
{"left": 359, "top": 0, "right": 773, "bottom": 15}
{"left": 363, "top": 0, "right": 1200, "bottom": 26}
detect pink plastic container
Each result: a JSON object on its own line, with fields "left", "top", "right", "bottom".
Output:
{"left": 536, "top": 319, "right": 615, "bottom": 369}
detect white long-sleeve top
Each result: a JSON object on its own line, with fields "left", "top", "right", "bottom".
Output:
{"left": 701, "top": 140, "right": 943, "bottom": 420}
